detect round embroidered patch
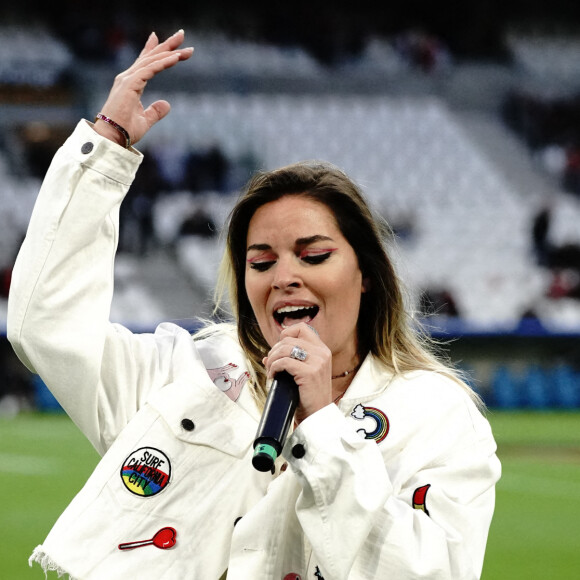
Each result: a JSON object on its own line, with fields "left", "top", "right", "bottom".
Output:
{"left": 120, "top": 447, "right": 171, "bottom": 497}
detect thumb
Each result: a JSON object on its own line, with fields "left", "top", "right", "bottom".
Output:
{"left": 144, "top": 100, "right": 172, "bottom": 128}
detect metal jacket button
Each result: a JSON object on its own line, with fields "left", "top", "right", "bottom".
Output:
{"left": 81, "top": 142, "right": 94, "bottom": 154}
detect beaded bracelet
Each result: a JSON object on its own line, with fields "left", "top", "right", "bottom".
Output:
{"left": 94, "top": 113, "right": 131, "bottom": 148}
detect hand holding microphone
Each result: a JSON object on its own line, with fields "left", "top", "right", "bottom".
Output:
{"left": 252, "top": 324, "right": 333, "bottom": 472}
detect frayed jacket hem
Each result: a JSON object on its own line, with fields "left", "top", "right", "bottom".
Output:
{"left": 29, "top": 546, "right": 77, "bottom": 579}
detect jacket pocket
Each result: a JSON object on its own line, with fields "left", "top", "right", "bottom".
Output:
{"left": 147, "top": 377, "right": 258, "bottom": 457}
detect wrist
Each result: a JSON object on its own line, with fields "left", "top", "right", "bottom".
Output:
{"left": 93, "top": 118, "right": 126, "bottom": 147}
{"left": 93, "top": 113, "right": 131, "bottom": 148}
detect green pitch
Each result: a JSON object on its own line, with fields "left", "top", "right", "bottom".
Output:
{"left": 482, "top": 411, "right": 580, "bottom": 579}
{"left": 1, "top": 411, "right": 578, "bottom": 578}
{"left": 0, "top": 413, "right": 99, "bottom": 578}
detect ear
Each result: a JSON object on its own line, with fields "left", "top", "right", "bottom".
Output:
{"left": 361, "top": 277, "right": 371, "bottom": 293}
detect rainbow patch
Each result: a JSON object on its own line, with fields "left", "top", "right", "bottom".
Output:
{"left": 351, "top": 404, "right": 389, "bottom": 443}
{"left": 120, "top": 447, "right": 171, "bottom": 497}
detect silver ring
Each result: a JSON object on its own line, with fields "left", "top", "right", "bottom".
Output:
{"left": 290, "top": 345, "right": 307, "bottom": 362}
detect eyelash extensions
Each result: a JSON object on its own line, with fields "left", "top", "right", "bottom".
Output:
{"left": 248, "top": 251, "right": 333, "bottom": 271}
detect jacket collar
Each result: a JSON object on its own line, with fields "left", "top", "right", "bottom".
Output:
{"left": 340, "top": 353, "right": 395, "bottom": 402}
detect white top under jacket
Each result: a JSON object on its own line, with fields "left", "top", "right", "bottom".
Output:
{"left": 7, "top": 121, "right": 501, "bottom": 580}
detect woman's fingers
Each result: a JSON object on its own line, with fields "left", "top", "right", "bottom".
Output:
{"left": 95, "top": 30, "right": 193, "bottom": 146}
{"left": 142, "top": 48, "right": 193, "bottom": 77}
{"left": 150, "top": 29, "right": 186, "bottom": 56}
{"left": 264, "top": 325, "right": 331, "bottom": 381}
{"left": 137, "top": 29, "right": 183, "bottom": 59}
{"left": 127, "top": 46, "right": 193, "bottom": 84}
{"left": 121, "top": 29, "right": 193, "bottom": 92}
{"left": 123, "top": 53, "right": 179, "bottom": 92}
{"left": 139, "top": 31, "right": 159, "bottom": 57}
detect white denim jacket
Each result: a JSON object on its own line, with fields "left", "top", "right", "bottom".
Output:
{"left": 8, "top": 121, "right": 501, "bottom": 580}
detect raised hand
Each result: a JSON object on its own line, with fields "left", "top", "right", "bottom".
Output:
{"left": 94, "top": 30, "right": 193, "bottom": 148}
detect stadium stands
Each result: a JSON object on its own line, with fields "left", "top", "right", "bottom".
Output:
{"left": 105, "top": 91, "right": 579, "bottom": 332}
{"left": 0, "top": 25, "right": 72, "bottom": 87}
{"left": 2, "top": 23, "right": 580, "bottom": 409}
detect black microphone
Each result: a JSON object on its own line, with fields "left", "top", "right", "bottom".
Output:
{"left": 252, "top": 370, "right": 299, "bottom": 472}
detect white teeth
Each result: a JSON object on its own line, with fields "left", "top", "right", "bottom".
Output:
{"left": 276, "top": 305, "right": 311, "bottom": 314}
{"left": 275, "top": 305, "right": 317, "bottom": 328}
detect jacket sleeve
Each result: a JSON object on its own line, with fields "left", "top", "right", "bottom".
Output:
{"left": 284, "top": 376, "right": 501, "bottom": 580}
{"left": 7, "top": 121, "right": 183, "bottom": 454}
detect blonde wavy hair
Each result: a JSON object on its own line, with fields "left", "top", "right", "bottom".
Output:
{"left": 211, "top": 161, "right": 480, "bottom": 408}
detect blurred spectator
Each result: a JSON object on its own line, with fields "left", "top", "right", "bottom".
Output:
{"left": 0, "top": 337, "right": 34, "bottom": 416}
{"left": 547, "top": 269, "right": 580, "bottom": 300}
{"left": 531, "top": 204, "right": 552, "bottom": 266}
{"left": 119, "top": 149, "right": 166, "bottom": 255}
{"left": 1, "top": 264, "right": 12, "bottom": 299}
{"left": 47, "top": 4, "right": 144, "bottom": 64}
{"left": 563, "top": 147, "right": 580, "bottom": 195}
{"left": 21, "top": 123, "right": 62, "bottom": 179}
{"left": 503, "top": 89, "right": 580, "bottom": 196}
{"left": 394, "top": 29, "right": 452, "bottom": 74}
{"left": 547, "top": 243, "right": 580, "bottom": 273}
{"left": 182, "top": 145, "right": 230, "bottom": 194}
{"left": 1, "top": 236, "right": 24, "bottom": 299}
{"left": 529, "top": 203, "right": 580, "bottom": 299}
{"left": 503, "top": 90, "right": 580, "bottom": 149}
{"left": 178, "top": 208, "right": 218, "bottom": 239}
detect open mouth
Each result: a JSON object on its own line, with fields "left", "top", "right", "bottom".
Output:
{"left": 274, "top": 305, "right": 319, "bottom": 328}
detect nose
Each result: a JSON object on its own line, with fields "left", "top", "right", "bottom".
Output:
{"left": 272, "top": 257, "right": 302, "bottom": 290}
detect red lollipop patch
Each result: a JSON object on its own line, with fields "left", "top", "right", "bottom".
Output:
{"left": 118, "top": 527, "right": 177, "bottom": 551}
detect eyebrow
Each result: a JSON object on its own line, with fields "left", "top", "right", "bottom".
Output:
{"left": 247, "top": 235, "right": 334, "bottom": 253}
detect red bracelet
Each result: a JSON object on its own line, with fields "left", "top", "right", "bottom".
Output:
{"left": 94, "top": 113, "right": 131, "bottom": 148}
